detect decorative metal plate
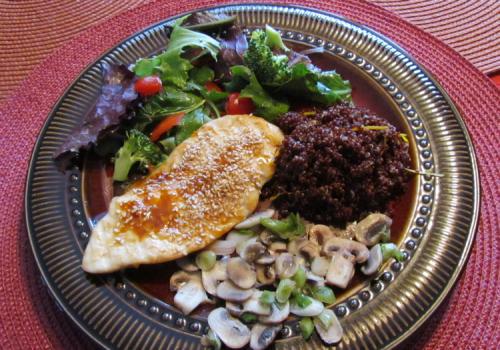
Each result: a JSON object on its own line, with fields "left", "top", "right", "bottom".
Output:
{"left": 25, "top": 4, "right": 479, "bottom": 349}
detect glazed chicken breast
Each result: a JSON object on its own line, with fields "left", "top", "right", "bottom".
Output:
{"left": 82, "top": 115, "right": 284, "bottom": 273}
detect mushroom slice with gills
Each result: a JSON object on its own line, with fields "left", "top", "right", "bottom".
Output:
{"left": 208, "top": 307, "right": 251, "bottom": 349}
{"left": 207, "top": 240, "right": 236, "bottom": 256}
{"left": 243, "top": 291, "right": 272, "bottom": 316}
{"left": 227, "top": 257, "right": 257, "bottom": 289}
{"left": 361, "top": 244, "right": 383, "bottom": 275}
{"left": 255, "top": 250, "right": 275, "bottom": 265}
{"left": 256, "top": 264, "right": 276, "bottom": 285}
{"left": 259, "top": 230, "right": 276, "bottom": 246}
{"left": 322, "top": 237, "right": 369, "bottom": 264}
{"left": 236, "top": 237, "right": 258, "bottom": 256}
{"left": 275, "top": 253, "right": 299, "bottom": 279}
{"left": 175, "top": 256, "right": 199, "bottom": 272}
{"left": 354, "top": 213, "right": 392, "bottom": 246}
{"left": 171, "top": 272, "right": 209, "bottom": 315}
{"left": 325, "top": 252, "right": 355, "bottom": 289}
{"left": 202, "top": 258, "right": 228, "bottom": 296}
{"left": 297, "top": 240, "right": 320, "bottom": 260}
{"left": 226, "top": 301, "right": 245, "bottom": 317}
{"left": 311, "top": 256, "right": 329, "bottom": 277}
{"left": 268, "top": 241, "right": 287, "bottom": 253}
{"left": 287, "top": 237, "right": 308, "bottom": 255}
{"left": 170, "top": 270, "right": 198, "bottom": 291}
{"left": 306, "top": 271, "right": 326, "bottom": 287}
{"left": 290, "top": 297, "right": 324, "bottom": 317}
{"left": 314, "top": 309, "right": 343, "bottom": 344}
{"left": 309, "top": 225, "right": 335, "bottom": 246}
{"left": 216, "top": 280, "right": 253, "bottom": 302}
{"left": 258, "top": 301, "right": 290, "bottom": 324}
{"left": 240, "top": 241, "right": 266, "bottom": 263}
{"left": 250, "top": 324, "right": 282, "bottom": 350}
{"left": 235, "top": 209, "right": 275, "bottom": 229}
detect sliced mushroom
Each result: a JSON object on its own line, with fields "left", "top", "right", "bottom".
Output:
{"left": 306, "top": 271, "right": 326, "bottom": 286}
{"left": 255, "top": 251, "right": 276, "bottom": 265}
{"left": 325, "top": 252, "right": 355, "bottom": 289}
{"left": 170, "top": 271, "right": 198, "bottom": 291}
{"left": 258, "top": 301, "right": 290, "bottom": 324}
{"left": 311, "top": 256, "right": 330, "bottom": 277}
{"left": 207, "top": 240, "right": 237, "bottom": 256}
{"left": 287, "top": 237, "right": 308, "bottom": 255}
{"left": 226, "top": 301, "right": 245, "bottom": 317}
{"left": 175, "top": 256, "right": 199, "bottom": 272}
{"left": 227, "top": 230, "right": 256, "bottom": 246}
{"left": 202, "top": 258, "right": 228, "bottom": 295}
{"left": 290, "top": 297, "right": 324, "bottom": 317}
{"left": 236, "top": 237, "right": 258, "bottom": 256}
{"left": 344, "top": 222, "right": 357, "bottom": 239}
{"left": 314, "top": 310, "right": 343, "bottom": 344}
{"left": 208, "top": 307, "right": 251, "bottom": 349}
{"left": 240, "top": 241, "right": 266, "bottom": 263}
{"left": 354, "top": 213, "right": 392, "bottom": 246}
{"left": 275, "top": 253, "right": 298, "bottom": 279}
{"left": 171, "top": 272, "right": 209, "bottom": 315}
{"left": 256, "top": 264, "right": 276, "bottom": 285}
{"left": 250, "top": 324, "right": 282, "bottom": 350}
{"left": 243, "top": 291, "right": 271, "bottom": 316}
{"left": 309, "top": 225, "right": 335, "bottom": 246}
{"left": 297, "top": 240, "right": 320, "bottom": 260}
{"left": 216, "top": 280, "right": 253, "bottom": 302}
{"left": 361, "top": 244, "right": 383, "bottom": 275}
{"left": 322, "top": 237, "right": 369, "bottom": 263}
{"left": 259, "top": 230, "right": 276, "bottom": 246}
{"left": 227, "top": 257, "right": 256, "bottom": 289}
{"left": 268, "top": 241, "right": 287, "bottom": 253}
{"left": 235, "top": 209, "right": 275, "bottom": 229}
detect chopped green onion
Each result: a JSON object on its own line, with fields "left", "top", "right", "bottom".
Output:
{"left": 294, "top": 293, "right": 313, "bottom": 308}
{"left": 259, "top": 291, "right": 276, "bottom": 306}
{"left": 260, "top": 213, "right": 305, "bottom": 240}
{"left": 312, "top": 286, "right": 336, "bottom": 305}
{"left": 201, "top": 329, "right": 221, "bottom": 350}
{"left": 236, "top": 229, "right": 256, "bottom": 235}
{"left": 380, "top": 226, "right": 391, "bottom": 243}
{"left": 316, "top": 309, "right": 335, "bottom": 329}
{"left": 399, "top": 133, "right": 409, "bottom": 143}
{"left": 380, "top": 243, "right": 405, "bottom": 262}
{"left": 240, "top": 312, "right": 257, "bottom": 324}
{"left": 276, "top": 279, "right": 296, "bottom": 303}
{"left": 299, "top": 317, "right": 314, "bottom": 340}
{"left": 292, "top": 267, "right": 307, "bottom": 289}
{"left": 195, "top": 251, "right": 216, "bottom": 271}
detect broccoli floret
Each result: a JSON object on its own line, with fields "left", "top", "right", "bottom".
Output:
{"left": 113, "top": 129, "right": 165, "bottom": 181}
{"left": 244, "top": 29, "right": 291, "bottom": 87}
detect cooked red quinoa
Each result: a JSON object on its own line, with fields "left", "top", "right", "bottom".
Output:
{"left": 262, "top": 103, "right": 412, "bottom": 226}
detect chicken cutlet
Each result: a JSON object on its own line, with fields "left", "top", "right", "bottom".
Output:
{"left": 82, "top": 115, "right": 284, "bottom": 273}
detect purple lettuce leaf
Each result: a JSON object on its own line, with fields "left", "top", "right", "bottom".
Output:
{"left": 54, "top": 63, "right": 138, "bottom": 165}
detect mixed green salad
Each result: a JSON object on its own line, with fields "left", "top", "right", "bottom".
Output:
{"left": 55, "top": 12, "right": 351, "bottom": 182}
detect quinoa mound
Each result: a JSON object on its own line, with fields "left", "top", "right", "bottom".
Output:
{"left": 262, "top": 103, "right": 412, "bottom": 226}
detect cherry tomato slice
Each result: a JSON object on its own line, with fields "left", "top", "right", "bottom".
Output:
{"left": 204, "top": 82, "right": 223, "bottom": 92}
{"left": 135, "top": 76, "right": 162, "bottom": 97}
{"left": 225, "top": 92, "right": 255, "bottom": 115}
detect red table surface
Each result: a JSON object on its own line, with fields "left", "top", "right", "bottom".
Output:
{"left": 0, "top": 0, "right": 498, "bottom": 349}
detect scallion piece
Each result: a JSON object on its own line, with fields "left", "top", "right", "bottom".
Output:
{"left": 312, "top": 286, "right": 336, "bottom": 305}
{"left": 380, "top": 243, "right": 404, "bottom": 262}
{"left": 316, "top": 309, "right": 335, "bottom": 329}
{"left": 201, "top": 330, "right": 221, "bottom": 350}
{"left": 259, "top": 291, "right": 276, "bottom": 306}
{"left": 276, "top": 279, "right": 296, "bottom": 303}
{"left": 299, "top": 317, "right": 314, "bottom": 340}
{"left": 195, "top": 251, "right": 216, "bottom": 271}
{"left": 294, "top": 293, "right": 313, "bottom": 308}
{"left": 240, "top": 312, "right": 257, "bottom": 324}
{"left": 292, "top": 267, "right": 307, "bottom": 289}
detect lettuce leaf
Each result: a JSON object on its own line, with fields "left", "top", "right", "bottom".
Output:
{"left": 54, "top": 63, "right": 138, "bottom": 163}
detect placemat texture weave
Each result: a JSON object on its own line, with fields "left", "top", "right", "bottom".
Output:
{"left": 0, "top": 0, "right": 498, "bottom": 101}
{"left": 0, "top": 0, "right": 498, "bottom": 349}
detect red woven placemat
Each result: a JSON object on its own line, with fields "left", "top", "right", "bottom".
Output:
{"left": 0, "top": 0, "right": 498, "bottom": 349}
